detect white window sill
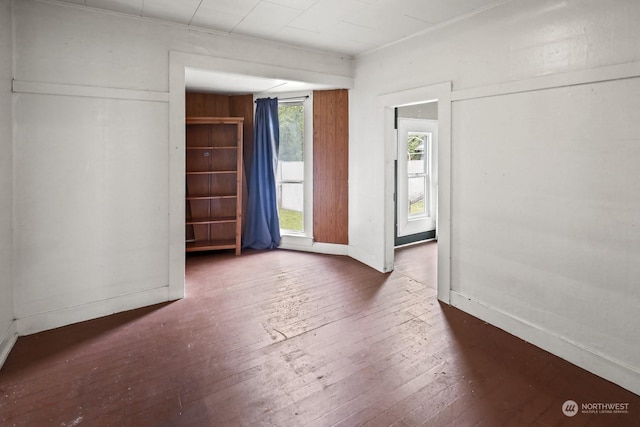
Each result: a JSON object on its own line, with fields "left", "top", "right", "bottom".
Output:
{"left": 279, "top": 234, "right": 314, "bottom": 248}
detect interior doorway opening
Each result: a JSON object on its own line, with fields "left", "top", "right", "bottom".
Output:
{"left": 379, "top": 82, "right": 452, "bottom": 303}
{"left": 395, "top": 101, "right": 439, "bottom": 247}
{"left": 168, "top": 52, "right": 354, "bottom": 300}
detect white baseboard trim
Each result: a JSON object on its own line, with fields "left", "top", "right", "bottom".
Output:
{"left": 16, "top": 286, "right": 171, "bottom": 336}
{"left": 450, "top": 291, "right": 640, "bottom": 396}
{"left": 279, "top": 240, "right": 349, "bottom": 256}
{"left": 0, "top": 320, "right": 18, "bottom": 369}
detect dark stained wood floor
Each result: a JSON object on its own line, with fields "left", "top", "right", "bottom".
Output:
{"left": 1, "top": 242, "right": 639, "bottom": 426}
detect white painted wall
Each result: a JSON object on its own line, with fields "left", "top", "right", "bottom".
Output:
{"left": 350, "top": 0, "right": 640, "bottom": 394}
{"left": 11, "top": 0, "right": 353, "bottom": 335}
{"left": 398, "top": 102, "right": 438, "bottom": 120}
{"left": 0, "top": 0, "right": 16, "bottom": 365}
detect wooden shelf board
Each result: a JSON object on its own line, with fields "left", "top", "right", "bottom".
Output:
{"left": 186, "top": 194, "right": 237, "bottom": 200}
{"left": 186, "top": 216, "right": 237, "bottom": 225}
{"left": 185, "top": 239, "right": 238, "bottom": 252}
{"left": 186, "top": 117, "right": 244, "bottom": 125}
{"left": 186, "top": 146, "right": 237, "bottom": 150}
{"left": 186, "top": 170, "right": 237, "bottom": 175}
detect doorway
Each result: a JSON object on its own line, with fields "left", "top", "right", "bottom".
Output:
{"left": 395, "top": 103, "right": 438, "bottom": 246}
{"left": 168, "top": 52, "right": 354, "bottom": 301}
{"left": 378, "top": 82, "right": 452, "bottom": 303}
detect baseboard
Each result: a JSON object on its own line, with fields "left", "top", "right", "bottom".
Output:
{"left": 16, "top": 286, "right": 171, "bottom": 336}
{"left": 450, "top": 291, "right": 640, "bottom": 396}
{"left": 0, "top": 319, "right": 18, "bottom": 369}
{"left": 279, "top": 240, "right": 349, "bottom": 256}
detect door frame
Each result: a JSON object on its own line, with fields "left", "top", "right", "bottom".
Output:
{"left": 168, "top": 51, "right": 354, "bottom": 300}
{"left": 378, "top": 82, "right": 452, "bottom": 303}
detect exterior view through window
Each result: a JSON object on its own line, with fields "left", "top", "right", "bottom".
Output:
{"left": 277, "top": 101, "right": 304, "bottom": 233}
{"left": 407, "top": 131, "right": 430, "bottom": 217}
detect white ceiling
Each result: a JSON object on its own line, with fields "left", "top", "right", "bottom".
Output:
{"left": 57, "top": 0, "right": 507, "bottom": 56}
{"left": 185, "top": 68, "right": 338, "bottom": 95}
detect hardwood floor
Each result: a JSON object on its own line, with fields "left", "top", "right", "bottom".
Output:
{"left": 1, "top": 242, "right": 638, "bottom": 426}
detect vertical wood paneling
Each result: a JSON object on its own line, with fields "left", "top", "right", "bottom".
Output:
{"left": 229, "top": 95, "right": 254, "bottom": 234}
{"left": 185, "top": 92, "right": 253, "bottom": 169}
{"left": 185, "top": 92, "right": 230, "bottom": 117}
{"left": 334, "top": 90, "right": 349, "bottom": 243}
{"left": 229, "top": 95, "right": 254, "bottom": 175}
{"left": 313, "top": 89, "right": 349, "bottom": 244}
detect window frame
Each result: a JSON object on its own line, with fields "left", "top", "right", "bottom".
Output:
{"left": 273, "top": 91, "right": 314, "bottom": 245}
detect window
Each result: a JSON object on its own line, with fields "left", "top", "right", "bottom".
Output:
{"left": 276, "top": 94, "right": 312, "bottom": 238}
{"left": 407, "top": 131, "right": 430, "bottom": 217}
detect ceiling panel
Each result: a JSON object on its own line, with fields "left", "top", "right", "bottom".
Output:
{"left": 404, "top": 0, "right": 504, "bottom": 24}
{"left": 141, "top": 0, "right": 201, "bottom": 25}
{"left": 276, "top": 25, "right": 375, "bottom": 53}
{"left": 85, "top": 0, "right": 143, "bottom": 16}
{"left": 330, "top": 21, "right": 392, "bottom": 47}
{"left": 343, "top": 1, "right": 430, "bottom": 42}
{"left": 196, "top": 0, "right": 261, "bottom": 17}
{"left": 265, "top": 0, "right": 317, "bottom": 11}
{"left": 188, "top": 4, "right": 246, "bottom": 31}
{"left": 233, "top": 2, "right": 303, "bottom": 36}
{"left": 287, "top": 0, "right": 367, "bottom": 33}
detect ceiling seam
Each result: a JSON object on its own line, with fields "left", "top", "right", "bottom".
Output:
{"left": 229, "top": 1, "right": 262, "bottom": 34}
{"left": 188, "top": 0, "right": 205, "bottom": 26}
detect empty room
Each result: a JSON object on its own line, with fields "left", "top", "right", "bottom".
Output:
{"left": 1, "top": 0, "right": 639, "bottom": 425}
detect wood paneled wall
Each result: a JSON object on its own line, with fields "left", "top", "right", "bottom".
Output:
{"left": 313, "top": 89, "right": 349, "bottom": 244}
{"left": 185, "top": 92, "right": 230, "bottom": 117}
{"left": 186, "top": 93, "right": 254, "bottom": 172}
{"left": 185, "top": 92, "right": 254, "bottom": 233}
{"left": 228, "top": 95, "right": 254, "bottom": 174}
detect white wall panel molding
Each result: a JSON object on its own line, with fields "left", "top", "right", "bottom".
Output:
{"left": 0, "top": 320, "right": 17, "bottom": 369}
{"left": 16, "top": 286, "right": 170, "bottom": 336}
{"left": 12, "top": 80, "right": 170, "bottom": 103}
{"left": 452, "top": 60, "right": 640, "bottom": 102}
{"left": 450, "top": 291, "right": 640, "bottom": 396}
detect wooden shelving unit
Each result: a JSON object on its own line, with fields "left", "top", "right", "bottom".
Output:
{"left": 185, "top": 117, "right": 243, "bottom": 255}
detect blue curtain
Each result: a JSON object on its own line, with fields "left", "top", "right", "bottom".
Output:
{"left": 242, "top": 97, "right": 281, "bottom": 250}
